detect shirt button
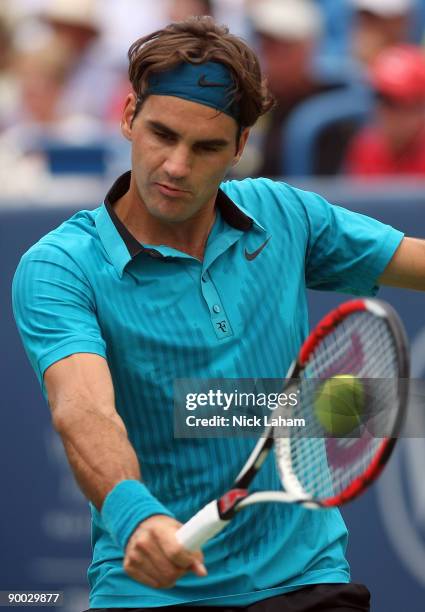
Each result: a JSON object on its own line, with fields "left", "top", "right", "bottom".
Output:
{"left": 213, "top": 305, "right": 221, "bottom": 314}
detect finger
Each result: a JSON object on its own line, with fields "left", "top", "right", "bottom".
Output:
{"left": 127, "top": 532, "right": 187, "bottom": 585}
{"left": 124, "top": 547, "right": 187, "bottom": 588}
{"left": 126, "top": 568, "right": 159, "bottom": 588}
{"left": 124, "top": 555, "right": 161, "bottom": 587}
{"left": 190, "top": 559, "right": 208, "bottom": 577}
{"left": 155, "top": 533, "right": 206, "bottom": 571}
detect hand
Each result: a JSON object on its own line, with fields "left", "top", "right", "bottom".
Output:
{"left": 123, "top": 514, "right": 207, "bottom": 589}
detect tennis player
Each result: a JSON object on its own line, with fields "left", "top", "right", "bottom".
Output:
{"left": 12, "top": 16, "right": 425, "bottom": 612}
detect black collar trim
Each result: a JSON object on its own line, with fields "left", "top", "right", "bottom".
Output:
{"left": 104, "top": 171, "right": 252, "bottom": 258}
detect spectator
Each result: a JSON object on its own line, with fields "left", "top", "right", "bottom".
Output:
{"left": 40, "top": 0, "right": 119, "bottom": 120}
{"left": 0, "top": 6, "right": 18, "bottom": 131}
{"left": 239, "top": 0, "right": 358, "bottom": 177}
{"left": 0, "top": 34, "right": 102, "bottom": 194}
{"left": 351, "top": 0, "right": 414, "bottom": 65}
{"left": 345, "top": 45, "right": 425, "bottom": 176}
{"left": 12, "top": 35, "right": 74, "bottom": 127}
{"left": 167, "top": 0, "right": 213, "bottom": 21}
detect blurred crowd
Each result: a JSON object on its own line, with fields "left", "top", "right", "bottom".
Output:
{"left": 1, "top": 0, "right": 425, "bottom": 194}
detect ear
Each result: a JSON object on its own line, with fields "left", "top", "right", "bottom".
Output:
{"left": 121, "top": 93, "right": 138, "bottom": 141}
{"left": 232, "top": 128, "right": 251, "bottom": 166}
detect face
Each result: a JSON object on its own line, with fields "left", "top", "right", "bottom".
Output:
{"left": 377, "top": 99, "right": 425, "bottom": 150}
{"left": 168, "top": 0, "right": 211, "bottom": 21}
{"left": 258, "top": 34, "right": 313, "bottom": 100}
{"left": 121, "top": 94, "right": 249, "bottom": 224}
{"left": 50, "top": 22, "right": 97, "bottom": 53}
{"left": 353, "top": 13, "right": 409, "bottom": 65}
{"left": 18, "top": 57, "right": 64, "bottom": 123}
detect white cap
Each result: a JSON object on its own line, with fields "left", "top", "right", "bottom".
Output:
{"left": 352, "top": 0, "right": 413, "bottom": 16}
{"left": 43, "top": 0, "right": 100, "bottom": 33}
{"left": 248, "top": 0, "right": 323, "bottom": 41}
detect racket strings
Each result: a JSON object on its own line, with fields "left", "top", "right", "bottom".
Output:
{"left": 274, "top": 311, "right": 401, "bottom": 501}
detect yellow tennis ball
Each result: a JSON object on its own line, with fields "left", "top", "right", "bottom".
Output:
{"left": 314, "top": 375, "right": 364, "bottom": 436}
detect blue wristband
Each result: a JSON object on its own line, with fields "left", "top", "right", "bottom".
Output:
{"left": 101, "top": 480, "right": 175, "bottom": 550}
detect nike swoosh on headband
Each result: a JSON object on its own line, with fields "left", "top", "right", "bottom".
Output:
{"left": 244, "top": 237, "right": 271, "bottom": 261}
{"left": 198, "top": 74, "right": 227, "bottom": 88}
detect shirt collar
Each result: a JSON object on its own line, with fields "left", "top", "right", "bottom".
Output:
{"left": 96, "top": 170, "right": 259, "bottom": 277}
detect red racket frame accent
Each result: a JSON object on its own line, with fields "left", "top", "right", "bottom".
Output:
{"left": 299, "top": 299, "right": 366, "bottom": 366}
{"left": 218, "top": 489, "right": 249, "bottom": 517}
{"left": 296, "top": 298, "right": 408, "bottom": 508}
{"left": 321, "top": 437, "right": 395, "bottom": 507}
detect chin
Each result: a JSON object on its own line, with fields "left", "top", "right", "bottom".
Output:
{"left": 149, "top": 205, "right": 193, "bottom": 224}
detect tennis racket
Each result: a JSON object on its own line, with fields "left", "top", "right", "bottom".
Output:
{"left": 176, "top": 298, "right": 409, "bottom": 550}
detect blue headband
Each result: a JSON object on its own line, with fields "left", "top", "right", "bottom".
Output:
{"left": 145, "top": 61, "right": 240, "bottom": 122}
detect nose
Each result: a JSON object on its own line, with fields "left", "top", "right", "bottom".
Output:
{"left": 162, "top": 144, "right": 191, "bottom": 180}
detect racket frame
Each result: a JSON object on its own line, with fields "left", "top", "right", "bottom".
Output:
{"left": 176, "top": 298, "right": 410, "bottom": 549}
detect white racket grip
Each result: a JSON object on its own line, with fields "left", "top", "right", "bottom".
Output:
{"left": 176, "top": 500, "right": 229, "bottom": 550}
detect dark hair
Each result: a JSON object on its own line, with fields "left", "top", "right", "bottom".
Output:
{"left": 128, "top": 16, "right": 275, "bottom": 128}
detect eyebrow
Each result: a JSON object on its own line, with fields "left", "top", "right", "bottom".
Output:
{"left": 147, "top": 120, "right": 231, "bottom": 148}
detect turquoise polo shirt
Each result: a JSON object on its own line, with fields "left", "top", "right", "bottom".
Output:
{"left": 12, "top": 173, "right": 404, "bottom": 609}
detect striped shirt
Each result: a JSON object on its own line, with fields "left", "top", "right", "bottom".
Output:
{"left": 12, "top": 173, "right": 404, "bottom": 608}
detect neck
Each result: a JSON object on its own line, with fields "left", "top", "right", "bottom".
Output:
{"left": 114, "top": 181, "right": 217, "bottom": 261}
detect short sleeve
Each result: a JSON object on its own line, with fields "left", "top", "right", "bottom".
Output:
{"left": 294, "top": 188, "right": 404, "bottom": 295}
{"left": 12, "top": 244, "right": 107, "bottom": 393}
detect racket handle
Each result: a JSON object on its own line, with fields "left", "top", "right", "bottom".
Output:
{"left": 176, "top": 500, "right": 229, "bottom": 550}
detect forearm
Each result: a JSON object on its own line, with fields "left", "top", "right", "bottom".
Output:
{"left": 52, "top": 403, "right": 140, "bottom": 510}
{"left": 44, "top": 353, "right": 175, "bottom": 548}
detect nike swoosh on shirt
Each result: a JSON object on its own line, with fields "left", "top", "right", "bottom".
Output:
{"left": 244, "top": 237, "right": 271, "bottom": 261}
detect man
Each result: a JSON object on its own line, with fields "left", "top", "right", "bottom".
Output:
{"left": 12, "top": 16, "right": 425, "bottom": 612}
{"left": 40, "top": 0, "right": 118, "bottom": 121}
{"left": 351, "top": 0, "right": 414, "bottom": 66}
{"left": 242, "top": 0, "right": 356, "bottom": 177}
{"left": 345, "top": 44, "right": 425, "bottom": 175}
{"left": 167, "top": 0, "right": 213, "bottom": 22}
